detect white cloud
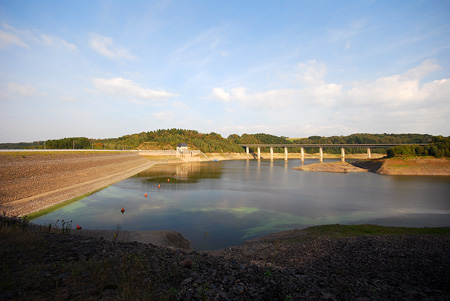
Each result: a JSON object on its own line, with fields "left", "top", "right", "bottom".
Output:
{"left": 211, "top": 87, "right": 230, "bottom": 102}
{"left": 210, "top": 59, "right": 448, "bottom": 114}
{"left": 152, "top": 111, "right": 175, "bottom": 121}
{"left": 61, "top": 96, "right": 76, "bottom": 102}
{"left": 0, "top": 29, "right": 29, "bottom": 49}
{"left": 92, "top": 77, "right": 178, "bottom": 101}
{"left": 90, "top": 34, "right": 134, "bottom": 59}
{"left": 171, "top": 101, "right": 191, "bottom": 110}
{"left": 40, "top": 34, "right": 77, "bottom": 50}
{"left": 7, "top": 82, "right": 45, "bottom": 97}
{"left": 347, "top": 59, "right": 448, "bottom": 107}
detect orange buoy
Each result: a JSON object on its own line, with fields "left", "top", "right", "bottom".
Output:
{"left": 167, "top": 179, "right": 170, "bottom": 182}
{"left": 158, "top": 184, "right": 161, "bottom": 189}
{"left": 76, "top": 224, "right": 82, "bottom": 230}
{"left": 144, "top": 193, "right": 148, "bottom": 198}
{"left": 121, "top": 207, "right": 125, "bottom": 214}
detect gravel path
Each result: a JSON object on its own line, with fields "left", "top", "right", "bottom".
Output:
{"left": 0, "top": 152, "right": 154, "bottom": 217}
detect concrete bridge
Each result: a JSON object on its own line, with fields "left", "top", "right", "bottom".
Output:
{"left": 239, "top": 144, "right": 426, "bottom": 163}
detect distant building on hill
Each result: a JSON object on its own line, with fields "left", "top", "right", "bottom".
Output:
{"left": 177, "top": 143, "right": 188, "bottom": 152}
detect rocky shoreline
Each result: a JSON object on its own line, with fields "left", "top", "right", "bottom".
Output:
{"left": 2, "top": 219, "right": 449, "bottom": 300}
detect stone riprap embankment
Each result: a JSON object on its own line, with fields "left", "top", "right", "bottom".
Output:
{"left": 0, "top": 151, "right": 154, "bottom": 217}
{"left": 2, "top": 221, "right": 449, "bottom": 300}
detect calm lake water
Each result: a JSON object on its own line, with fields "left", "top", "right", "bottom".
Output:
{"left": 33, "top": 159, "right": 450, "bottom": 250}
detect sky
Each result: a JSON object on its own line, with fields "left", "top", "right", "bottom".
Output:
{"left": 1, "top": 0, "right": 450, "bottom": 143}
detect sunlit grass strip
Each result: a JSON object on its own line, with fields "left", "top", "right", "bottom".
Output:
{"left": 305, "top": 224, "right": 450, "bottom": 237}
{"left": 26, "top": 187, "right": 106, "bottom": 220}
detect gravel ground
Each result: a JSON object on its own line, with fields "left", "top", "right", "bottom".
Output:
{"left": 2, "top": 221, "right": 449, "bottom": 300}
{"left": 0, "top": 152, "right": 154, "bottom": 217}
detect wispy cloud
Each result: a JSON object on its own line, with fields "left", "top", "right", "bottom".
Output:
{"left": 92, "top": 77, "right": 178, "bottom": 101}
{"left": 327, "top": 20, "right": 366, "bottom": 43}
{"left": 210, "top": 60, "right": 343, "bottom": 109}
{"left": 90, "top": 34, "right": 134, "bottom": 59}
{"left": 171, "top": 27, "right": 226, "bottom": 66}
{"left": 7, "top": 82, "right": 46, "bottom": 97}
{"left": 40, "top": 34, "right": 77, "bottom": 50}
{"left": 1, "top": 23, "right": 76, "bottom": 51}
{"left": 0, "top": 29, "right": 29, "bottom": 49}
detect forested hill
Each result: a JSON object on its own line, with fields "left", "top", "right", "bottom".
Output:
{"left": 1, "top": 130, "right": 448, "bottom": 157}
{"left": 99, "top": 129, "right": 244, "bottom": 153}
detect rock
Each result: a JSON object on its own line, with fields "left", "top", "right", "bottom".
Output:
{"left": 181, "top": 277, "right": 193, "bottom": 286}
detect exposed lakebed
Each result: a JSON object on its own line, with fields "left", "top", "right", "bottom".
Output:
{"left": 33, "top": 159, "right": 450, "bottom": 250}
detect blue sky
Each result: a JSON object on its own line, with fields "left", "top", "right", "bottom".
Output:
{"left": 1, "top": 0, "right": 449, "bottom": 143}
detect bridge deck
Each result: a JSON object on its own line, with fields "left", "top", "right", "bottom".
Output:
{"left": 239, "top": 144, "right": 426, "bottom": 148}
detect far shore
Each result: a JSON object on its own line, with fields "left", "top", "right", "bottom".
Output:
{"left": 294, "top": 157, "right": 450, "bottom": 176}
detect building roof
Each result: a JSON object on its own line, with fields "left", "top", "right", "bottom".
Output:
{"left": 177, "top": 143, "right": 188, "bottom": 147}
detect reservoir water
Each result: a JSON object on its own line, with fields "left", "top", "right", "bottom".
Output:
{"left": 33, "top": 159, "right": 450, "bottom": 250}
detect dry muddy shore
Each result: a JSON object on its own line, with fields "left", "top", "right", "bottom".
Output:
{"left": 295, "top": 157, "right": 450, "bottom": 175}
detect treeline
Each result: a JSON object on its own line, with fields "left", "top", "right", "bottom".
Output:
{"left": 386, "top": 136, "right": 450, "bottom": 158}
{"left": 98, "top": 129, "right": 244, "bottom": 153}
{"left": 1, "top": 130, "right": 448, "bottom": 157}
{"left": 45, "top": 137, "right": 92, "bottom": 149}
{"left": 228, "top": 133, "right": 435, "bottom": 155}
{"left": 0, "top": 141, "right": 44, "bottom": 149}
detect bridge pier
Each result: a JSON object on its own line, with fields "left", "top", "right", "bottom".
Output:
{"left": 246, "top": 146, "right": 249, "bottom": 155}
{"left": 367, "top": 147, "right": 371, "bottom": 159}
{"left": 284, "top": 147, "right": 288, "bottom": 161}
{"left": 341, "top": 147, "right": 345, "bottom": 162}
{"left": 301, "top": 147, "right": 304, "bottom": 163}
{"left": 319, "top": 147, "right": 323, "bottom": 163}
{"left": 257, "top": 147, "right": 261, "bottom": 160}
{"left": 270, "top": 147, "right": 274, "bottom": 160}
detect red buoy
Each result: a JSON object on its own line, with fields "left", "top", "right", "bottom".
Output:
{"left": 76, "top": 224, "right": 82, "bottom": 230}
{"left": 121, "top": 207, "right": 125, "bottom": 214}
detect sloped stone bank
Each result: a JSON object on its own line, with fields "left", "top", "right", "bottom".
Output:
{"left": 2, "top": 221, "right": 449, "bottom": 300}
{"left": 0, "top": 152, "right": 154, "bottom": 217}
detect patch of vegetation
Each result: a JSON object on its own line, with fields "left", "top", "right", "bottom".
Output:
{"left": 26, "top": 188, "right": 107, "bottom": 220}
{"left": 305, "top": 224, "right": 450, "bottom": 237}
{"left": 386, "top": 136, "right": 450, "bottom": 158}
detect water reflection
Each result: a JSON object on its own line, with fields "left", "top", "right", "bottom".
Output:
{"left": 33, "top": 159, "right": 450, "bottom": 250}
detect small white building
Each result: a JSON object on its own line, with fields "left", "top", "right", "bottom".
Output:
{"left": 177, "top": 143, "right": 188, "bottom": 152}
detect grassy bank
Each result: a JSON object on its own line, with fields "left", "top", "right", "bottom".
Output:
{"left": 306, "top": 224, "right": 450, "bottom": 236}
